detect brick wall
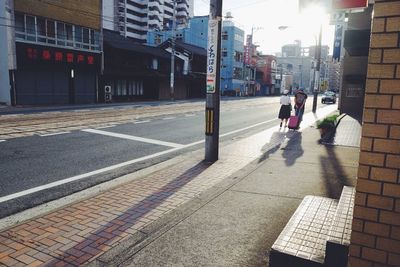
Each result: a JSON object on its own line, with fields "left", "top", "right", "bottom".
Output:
{"left": 349, "top": 1, "right": 400, "bottom": 266}
{"left": 15, "top": 0, "right": 101, "bottom": 30}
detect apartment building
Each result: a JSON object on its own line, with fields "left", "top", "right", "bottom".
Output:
{"left": 103, "top": 0, "right": 192, "bottom": 43}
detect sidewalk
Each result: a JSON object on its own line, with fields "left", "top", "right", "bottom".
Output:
{"left": 0, "top": 106, "right": 361, "bottom": 266}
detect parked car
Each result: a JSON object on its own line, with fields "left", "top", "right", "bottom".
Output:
{"left": 321, "top": 91, "right": 337, "bottom": 104}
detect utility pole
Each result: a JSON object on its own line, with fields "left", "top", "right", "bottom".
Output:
{"left": 312, "top": 24, "right": 322, "bottom": 113}
{"left": 205, "top": 0, "right": 222, "bottom": 162}
{"left": 170, "top": 0, "right": 177, "bottom": 101}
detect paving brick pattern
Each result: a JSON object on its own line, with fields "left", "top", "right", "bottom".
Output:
{"left": 0, "top": 105, "right": 337, "bottom": 266}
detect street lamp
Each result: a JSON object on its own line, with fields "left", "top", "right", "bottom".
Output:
{"left": 312, "top": 25, "right": 322, "bottom": 113}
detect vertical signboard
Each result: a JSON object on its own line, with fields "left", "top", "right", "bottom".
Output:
{"left": 332, "top": 24, "right": 343, "bottom": 61}
{"left": 244, "top": 34, "right": 252, "bottom": 65}
{"left": 332, "top": 0, "right": 368, "bottom": 9}
{"left": 206, "top": 18, "right": 218, "bottom": 94}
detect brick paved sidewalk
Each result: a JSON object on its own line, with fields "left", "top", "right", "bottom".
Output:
{"left": 0, "top": 106, "right": 337, "bottom": 266}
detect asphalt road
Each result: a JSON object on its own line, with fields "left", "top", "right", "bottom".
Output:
{"left": 0, "top": 97, "right": 322, "bottom": 217}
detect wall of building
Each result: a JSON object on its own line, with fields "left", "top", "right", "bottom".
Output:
{"left": 14, "top": 0, "right": 101, "bottom": 30}
{"left": 0, "top": 0, "right": 11, "bottom": 104}
{"left": 349, "top": 1, "right": 400, "bottom": 266}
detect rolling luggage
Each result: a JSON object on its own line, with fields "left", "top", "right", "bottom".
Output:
{"left": 288, "top": 115, "right": 299, "bottom": 130}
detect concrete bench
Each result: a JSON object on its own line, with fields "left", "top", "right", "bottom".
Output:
{"left": 269, "top": 186, "right": 355, "bottom": 267}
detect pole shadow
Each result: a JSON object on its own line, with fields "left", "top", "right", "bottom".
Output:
{"left": 45, "top": 161, "right": 210, "bottom": 266}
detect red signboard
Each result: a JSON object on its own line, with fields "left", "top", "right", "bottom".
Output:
{"left": 333, "top": 0, "right": 368, "bottom": 9}
{"left": 24, "top": 46, "right": 95, "bottom": 65}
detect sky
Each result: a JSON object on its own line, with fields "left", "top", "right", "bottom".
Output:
{"left": 194, "top": 0, "right": 335, "bottom": 55}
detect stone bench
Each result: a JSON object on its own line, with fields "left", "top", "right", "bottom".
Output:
{"left": 269, "top": 186, "right": 355, "bottom": 267}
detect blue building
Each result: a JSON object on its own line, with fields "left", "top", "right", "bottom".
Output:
{"left": 147, "top": 16, "right": 245, "bottom": 95}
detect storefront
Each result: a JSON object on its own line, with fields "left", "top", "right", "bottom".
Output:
{"left": 14, "top": 42, "right": 101, "bottom": 105}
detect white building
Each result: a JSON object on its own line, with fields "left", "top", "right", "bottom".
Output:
{"left": 103, "top": 0, "right": 192, "bottom": 43}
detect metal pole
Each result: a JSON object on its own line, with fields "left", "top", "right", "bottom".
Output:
{"left": 312, "top": 24, "right": 322, "bottom": 113}
{"left": 205, "top": 0, "right": 222, "bottom": 162}
{"left": 170, "top": 0, "right": 176, "bottom": 101}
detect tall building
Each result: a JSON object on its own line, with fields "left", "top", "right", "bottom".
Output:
{"left": 103, "top": 0, "right": 192, "bottom": 43}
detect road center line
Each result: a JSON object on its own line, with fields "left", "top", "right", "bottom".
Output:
{"left": 0, "top": 105, "right": 336, "bottom": 204}
{"left": 82, "top": 128, "right": 184, "bottom": 148}
{"left": 162, "top": 117, "right": 176, "bottom": 120}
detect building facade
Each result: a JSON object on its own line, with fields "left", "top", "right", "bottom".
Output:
{"left": 348, "top": 1, "right": 400, "bottom": 266}
{"left": 148, "top": 16, "right": 246, "bottom": 96}
{"left": 11, "top": 0, "right": 102, "bottom": 105}
{"left": 103, "top": 0, "right": 191, "bottom": 43}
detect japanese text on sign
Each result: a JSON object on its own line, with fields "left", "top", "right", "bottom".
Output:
{"left": 206, "top": 19, "right": 219, "bottom": 94}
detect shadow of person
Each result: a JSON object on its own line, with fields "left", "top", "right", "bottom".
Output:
{"left": 282, "top": 131, "right": 304, "bottom": 166}
{"left": 258, "top": 130, "right": 287, "bottom": 163}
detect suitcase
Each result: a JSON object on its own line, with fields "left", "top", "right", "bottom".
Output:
{"left": 288, "top": 115, "right": 299, "bottom": 130}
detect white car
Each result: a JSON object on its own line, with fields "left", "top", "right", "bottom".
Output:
{"left": 321, "top": 91, "right": 337, "bottom": 104}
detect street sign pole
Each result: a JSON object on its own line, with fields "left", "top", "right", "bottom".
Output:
{"left": 205, "top": 0, "right": 222, "bottom": 162}
{"left": 312, "top": 24, "right": 322, "bottom": 113}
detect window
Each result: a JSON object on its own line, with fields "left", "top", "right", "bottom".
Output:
{"left": 233, "top": 67, "right": 242, "bottom": 79}
{"left": 82, "top": 28, "right": 90, "bottom": 49}
{"left": 222, "top": 31, "right": 228, "bottom": 40}
{"left": 74, "top": 25, "right": 82, "bottom": 48}
{"left": 36, "top": 18, "right": 46, "bottom": 42}
{"left": 26, "top": 15, "right": 35, "bottom": 41}
{"left": 15, "top": 13, "right": 25, "bottom": 39}
{"left": 234, "top": 51, "right": 243, "bottom": 62}
{"left": 57, "top": 22, "right": 65, "bottom": 46}
{"left": 46, "top": 20, "right": 55, "bottom": 44}
{"left": 66, "top": 24, "right": 73, "bottom": 47}
{"left": 222, "top": 48, "right": 227, "bottom": 57}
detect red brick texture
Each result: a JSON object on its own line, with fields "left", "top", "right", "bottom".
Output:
{"left": 350, "top": 1, "right": 400, "bottom": 266}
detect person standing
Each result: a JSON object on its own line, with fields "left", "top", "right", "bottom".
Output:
{"left": 294, "top": 88, "right": 307, "bottom": 124}
{"left": 278, "top": 89, "right": 291, "bottom": 128}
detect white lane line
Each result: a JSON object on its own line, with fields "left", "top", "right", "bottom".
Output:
{"left": 0, "top": 147, "right": 181, "bottom": 204}
{"left": 96, "top": 125, "right": 116, "bottom": 129}
{"left": 39, "top": 131, "right": 70, "bottom": 137}
{"left": 185, "top": 114, "right": 196, "bottom": 117}
{"left": 0, "top": 140, "right": 5, "bottom": 143}
{"left": 82, "top": 128, "right": 184, "bottom": 148}
{"left": 162, "top": 117, "right": 176, "bottom": 120}
{"left": 134, "top": 120, "right": 151, "bottom": 124}
{"left": 0, "top": 106, "right": 336, "bottom": 204}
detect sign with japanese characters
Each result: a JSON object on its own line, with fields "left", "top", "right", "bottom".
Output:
{"left": 333, "top": 0, "right": 368, "bottom": 10}
{"left": 206, "top": 18, "right": 219, "bottom": 94}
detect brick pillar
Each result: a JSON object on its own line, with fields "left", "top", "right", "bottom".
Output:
{"left": 349, "top": 1, "right": 400, "bottom": 267}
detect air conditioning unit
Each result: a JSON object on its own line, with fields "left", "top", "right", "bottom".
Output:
{"left": 105, "top": 85, "right": 111, "bottom": 93}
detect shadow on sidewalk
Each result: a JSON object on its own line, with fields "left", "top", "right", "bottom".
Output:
{"left": 258, "top": 131, "right": 287, "bottom": 163}
{"left": 282, "top": 131, "right": 304, "bottom": 167}
{"left": 47, "top": 161, "right": 211, "bottom": 266}
{"left": 320, "top": 146, "right": 355, "bottom": 199}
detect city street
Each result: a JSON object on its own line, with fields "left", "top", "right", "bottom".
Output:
{"left": 0, "top": 97, "right": 323, "bottom": 218}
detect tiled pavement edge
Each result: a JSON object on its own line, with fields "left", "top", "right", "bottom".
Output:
{"left": 0, "top": 106, "right": 338, "bottom": 267}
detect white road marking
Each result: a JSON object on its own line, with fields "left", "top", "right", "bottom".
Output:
{"left": 0, "top": 140, "right": 5, "bottom": 143}
{"left": 82, "top": 129, "right": 184, "bottom": 148}
{"left": 162, "top": 117, "right": 176, "bottom": 120}
{"left": 0, "top": 105, "right": 337, "bottom": 204}
{"left": 39, "top": 131, "right": 70, "bottom": 137}
{"left": 134, "top": 120, "right": 151, "bottom": 124}
{"left": 96, "top": 125, "right": 116, "bottom": 129}
{"left": 185, "top": 114, "right": 196, "bottom": 117}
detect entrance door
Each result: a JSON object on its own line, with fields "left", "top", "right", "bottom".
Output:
{"left": 74, "top": 70, "right": 96, "bottom": 104}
